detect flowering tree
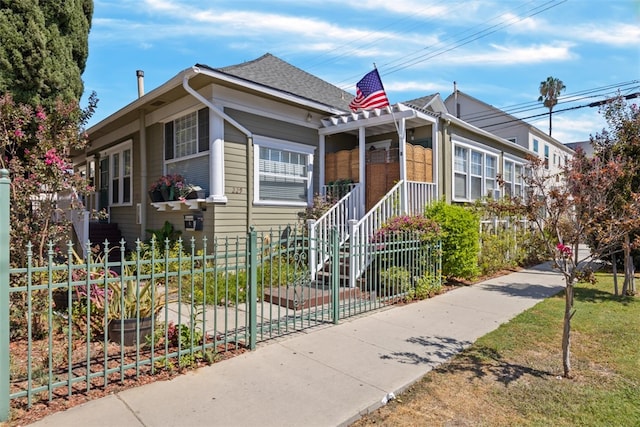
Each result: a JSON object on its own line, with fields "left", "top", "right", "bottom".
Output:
{"left": 591, "top": 97, "right": 640, "bottom": 295}
{"left": 498, "top": 145, "right": 640, "bottom": 377}
{"left": 0, "top": 92, "right": 96, "bottom": 266}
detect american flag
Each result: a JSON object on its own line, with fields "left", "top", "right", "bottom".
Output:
{"left": 349, "top": 69, "right": 390, "bottom": 111}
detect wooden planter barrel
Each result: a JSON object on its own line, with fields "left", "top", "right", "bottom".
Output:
{"left": 108, "top": 316, "right": 153, "bottom": 346}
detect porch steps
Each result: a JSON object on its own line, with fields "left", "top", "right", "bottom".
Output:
{"left": 262, "top": 285, "right": 363, "bottom": 310}
{"left": 88, "top": 222, "right": 124, "bottom": 262}
{"left": 313, "top": 246, "right": 367, "bottom": 288}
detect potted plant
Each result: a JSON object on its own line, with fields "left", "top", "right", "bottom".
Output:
{"left": 181, "top": 184, "right": 205, "bottom": 200}
{"left": 148, "top": 174, "right": 186, "bottom": 202}
{"left": 106, "top": 266, "right": 174, "bottom": 346}
{"left": 90, "top": 208, "right": 109, "bottom": 223}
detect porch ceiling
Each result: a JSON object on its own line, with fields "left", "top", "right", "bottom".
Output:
{"left": 318, "top": 103, "right": 438, "bottom": 137}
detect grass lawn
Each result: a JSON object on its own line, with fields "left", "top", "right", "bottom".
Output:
{"left": 352, "top": 274, "right": 640, "bottom": 426}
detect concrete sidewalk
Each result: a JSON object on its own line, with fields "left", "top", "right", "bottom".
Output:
{"left": 30, "top": 262, "right": 565, "bottom": 427}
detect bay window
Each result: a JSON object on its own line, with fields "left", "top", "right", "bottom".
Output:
{"left": 503, "top": 157, "right": 526, "bottom": 199}
{"left": 453, "top": 141, "right": 499, "bottom": 202}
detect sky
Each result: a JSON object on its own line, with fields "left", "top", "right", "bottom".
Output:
{"left": 81, "top": 0, "right": 640, "bottom": 143}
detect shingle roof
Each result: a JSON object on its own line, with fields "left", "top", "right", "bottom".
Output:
{"left": 402, "top": 94, "right": 437, "bottom": 109}
{"left": 197, "top": 53, "right": 353, "bottom": 112}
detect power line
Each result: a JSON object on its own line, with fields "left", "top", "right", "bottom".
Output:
{"left": 478, "top": 92, "right": 640, "bottom": 132}
{"left": 379, "top": 0, "right": 565, "bottom": 78}
{"left": 460, "top": 80, "right": 640, "bottom": 122}
{"left": 330, "top": 0, "right": 565, "bottom": 89}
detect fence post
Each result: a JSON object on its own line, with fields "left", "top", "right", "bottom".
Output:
{"left": 330, "top": 227, "right": 340, "bottom": 324}
{"left": 348, "top": 219, "right": 358, "bottom": 289}
{"left": 247, "top": 227, "right": 257, "bottom": 350}
{"left": 307, "top": 219, "right": 317, "bottom": 282}
{"left": 0, "top": 169, "right": 10, "bottom": 421}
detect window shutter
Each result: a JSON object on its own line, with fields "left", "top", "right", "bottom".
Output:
{"left": 198, "top": 107, "right": 209, "bottom": 153}
{"left": 165, "top": 122, "right": 174, "bottom": 160}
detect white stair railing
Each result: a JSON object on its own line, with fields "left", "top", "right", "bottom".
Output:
{"left": 348, "top": 181, "right": 404, "bottom": 287}
{"left": 348, "top": 180, "right": 437, "bottom": 287}
{"left": 406, "top": 180, "right": 437, "bottom": 216}
{"left": 58, "top": 188, "right": 89, "bottom": 259}
{"left": 308, "top": 184, "right": 362, "bottom": 277}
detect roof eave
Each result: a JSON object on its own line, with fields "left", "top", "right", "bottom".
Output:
{"left": 193, "top": 65, "right": 347, "bottom": 115}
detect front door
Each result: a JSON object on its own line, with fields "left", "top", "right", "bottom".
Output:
{"left": 99, "top": 157, "right": 109, "bottom": 210}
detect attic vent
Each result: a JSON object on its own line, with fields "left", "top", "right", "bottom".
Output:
{"left": 150, "top": 100, "right": 166, "bottom": 107}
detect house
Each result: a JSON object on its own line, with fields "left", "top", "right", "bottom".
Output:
{"left": 73, "top": 54, "right": 540, "bottom": 267}
{"left": 443, "top": 87, "right": 574, "bottom": 176}
{"left": 74, "top": 53, "right": 355, "bottom": 246}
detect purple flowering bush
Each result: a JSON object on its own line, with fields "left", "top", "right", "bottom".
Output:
{"left": 1, "top": 92, "right": 96, "bottom": 338}
{"left": 373, "top": 215, "right": 441, "bottom": 243}
{"left": 1, "top": 93, "right": 95, "bottom": 266}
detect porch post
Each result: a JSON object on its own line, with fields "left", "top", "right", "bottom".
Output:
{"left": 209, "top": 108, "right": 227, "bottom": 203}
{"left": 432, "top": 119, "right": 439, "bottom": 200}
{"left": 358, "top": 126, "right": 366, "bottom": 217}
{"left": 318, "top": 134, "right": 325, "bottom": 192}
{"left": 399, "top": 117, "right": 408, "bottom": 214}
{"left": 0, "top": 169, "right": 10, "bottom": 421}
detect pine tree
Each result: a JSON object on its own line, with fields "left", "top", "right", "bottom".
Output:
{"left": 0, "top": 0, "right": 93, "bottom": 107}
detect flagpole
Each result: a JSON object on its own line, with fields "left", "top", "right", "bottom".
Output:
{"left": 373, "top": 64, "right": 402, "bottom": 140}
{"left": 374, "top": 64, "right": 407, "bottom": 214}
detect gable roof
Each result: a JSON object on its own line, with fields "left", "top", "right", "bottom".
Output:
{"left": 402, "top": 94, "right": 447, "bottom": 114}
{"left": 199, "top": 53, "right": 354, "bottom": 112}
{"left": 444, "top": 90, "right": 573, "bottom": 152}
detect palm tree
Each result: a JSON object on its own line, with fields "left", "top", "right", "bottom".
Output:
{"left": 538, "top": 76, "right": 566, "bottom": 137}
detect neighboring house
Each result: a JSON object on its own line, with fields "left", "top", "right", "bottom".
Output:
{"left": 443, "top": 89, "right": 574, "bottom": 177}
{"left": 566, "top": 140, "right": 594, "bottom": 157}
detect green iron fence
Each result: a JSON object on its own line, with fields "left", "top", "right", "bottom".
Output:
{"left": 0, "top": 169, "right": 442, "bottom": 421}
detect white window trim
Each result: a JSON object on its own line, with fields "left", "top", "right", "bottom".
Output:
{"left": 502, "top": 154, "right": 527, "bottom": 199}
{"left": 253, "top": 135, "right": 314, "bottom": 207}
{"left": 101, "top": 139, "right": 133, "bottom": 207}
{"left": 164, "top": 107, "right": 209, "bottom": 167}
{"left": 451, "top": 140, "right": 499, "bottom": 203}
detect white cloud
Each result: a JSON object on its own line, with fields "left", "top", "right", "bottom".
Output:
{"left": 573, "top": 23, "right": 640, "bottom": 47}
{"left": 385, "top": 80, "right": 445, "bottom": 93}
{"left": 531, "top": 110, "right": 607, "bottom": 143}
{"left": 444, "top": 42, "right": 576, "bottom": 66}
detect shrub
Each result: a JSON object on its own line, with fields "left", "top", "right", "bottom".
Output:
{"left": 412, "top": 272, "right": 443, "bottom": 300}
{"left": 374, "top": 215, "right": 441, "bottom": 242}
{"left": 425, "top": 201, "right": 480, "bottom": 280}
{"left": 379, "top": 266, "right": 412, "bottom": 296}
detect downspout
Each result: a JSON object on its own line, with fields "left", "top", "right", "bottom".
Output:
{"left": 137, "top": 70, "right": 148, "bottom": 238}
{"left": 182, "top": 67, "right": 254, "bottom": 226}
{"left": 182, "top": 66, "right": 252, "bottom": 140}
{"left": 139, "top": 109, "right": 147, "bottom": 237}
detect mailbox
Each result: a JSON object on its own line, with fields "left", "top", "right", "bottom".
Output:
{"left": 184, "top": 214, "right": 203, "bottom": 231}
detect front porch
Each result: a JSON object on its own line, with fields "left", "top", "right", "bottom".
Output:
{"left": 308, "top": 103, "right": 442, "bottom": 286}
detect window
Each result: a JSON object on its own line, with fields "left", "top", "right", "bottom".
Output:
{"left": 103, "top": 140, "right": 132, "bottom": 206}
{"left": 544, "top": 145, "right": 550, "bottom": 169}
{"left": 485, "top": 156, "right": 498, "bottom": 199}
{"left": 453, "top": 142, "right": 499, "bottom": 202}
{"left": 503, "top": 158, "right": 526, "bottom": 199}
{"left": 532, "top": 139, "right": 539, "bottom": 153}
{"left": 165, "top": 108, "right": 210, "bottom": 194}
{"left": 254, "top": 136, "right": 314, "bottom": 206}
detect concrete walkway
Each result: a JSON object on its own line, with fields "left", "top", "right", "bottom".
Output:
{"left": 30, "top": 262, "right": 565, "bottom": 427}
